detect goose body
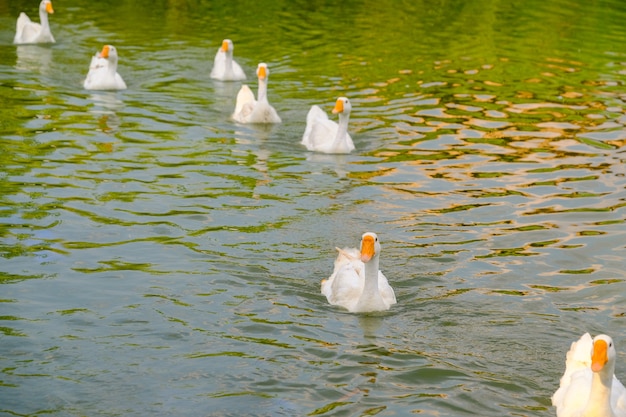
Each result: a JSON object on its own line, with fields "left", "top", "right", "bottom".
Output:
{"left": 552, "top": 333, "right": 626, "bottom": 417}
{"left": 232, "top": 63, "right": 281, "bottom": 124}
{"left": 14, "top": 0, "right": 55, "bottom": 44}
{"left": 321, "top": 232, "right": 396, "bottom": 313}
{"left": 301, "top": 97, "right": 355, "bottom": 154}
{"left": 210, "top": 39, "right": 246, "bottom": 81}
{"left": 83, "top": 45, "right": 127, "bottom": 91}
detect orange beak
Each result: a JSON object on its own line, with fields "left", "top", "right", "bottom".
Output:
{"left": 221, "top": 40, "right": 229, "bottom": 52}
{"left": 100, "top": 45, "right": 110, "bottom": 59}
{"left": 591, "top": 339, "right": 608, "bottom": 372}
{"left": 332, "top": 98, "right": 344, "bottom": 114}
{"left": 360, "top": 235, "right": 375, "bottom": 263}
{"left": 257, "top": 65, "right": 267, "bottom": 80}
{"left": 46, "top": 1, "right": 54, "bottom": 13}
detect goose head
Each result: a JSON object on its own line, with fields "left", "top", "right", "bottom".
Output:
{"left": 40, "top": 0, "right": 54, "bottom": 15}
{"left": 257, "top": 63, "right": 269, "bottom": 81}
{"left": 99, "top": 45, "right": 119, "bottom": 62}
{"left": 221, "top": 39, "right": 234, "bottom": 54}
{"left": 360, "top": 232, "right": 380, "bottom": 263}
{"left": 591, "top": 334, "right": 616, "bottom": 374}
{"left": 332, "top": 97, "right": 351, "bottom": 116}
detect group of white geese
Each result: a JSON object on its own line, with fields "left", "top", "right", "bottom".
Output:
{"left": 13, "top": 1, "right": 626, "bottom": 416}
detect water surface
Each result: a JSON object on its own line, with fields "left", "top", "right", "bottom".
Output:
{"left": 2, "top": 0, "right": 626, "bottom": 416}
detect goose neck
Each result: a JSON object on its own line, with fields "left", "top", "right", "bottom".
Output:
{"left": 362, "top": 255, "right": 380, "bottom": 294}
{"left": 586, "top": 370, "right": 614, "bottom": 416}
{"left": 331, "top": 112, "right": 350, "bottom": 148}
{"left": 257, "top": 78, "right": 268, "bottom": 103}
{"left": 40, "top": 7, "right": 50, "bottom": 28}
{"left": 107, "top": 58, "right": 117, "bottom": 76}
{"left": 224, "top": 52, "right": 234, "bottom": 76}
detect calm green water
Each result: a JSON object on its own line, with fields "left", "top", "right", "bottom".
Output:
{"left": 2, "top": 0, "right": 626, "bottom": 415}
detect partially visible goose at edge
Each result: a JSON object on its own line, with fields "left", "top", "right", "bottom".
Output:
{"left": 552, "top": 333, "right": 626, "bottom": 417}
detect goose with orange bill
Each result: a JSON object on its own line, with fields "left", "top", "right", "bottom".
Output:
{"left": 83, "top": 45, "right": 127, "bottom": 91}
{"left": 232, "top": 63, "right": 281, "bottom": 124}
{"left": 14, "top": 0, "right": 55, "bottom": 44}
{"left": 211, "top": 39, "right": 246, "bottom": 81}
{"left": 552, "top": 333, "right": 626, "bottom": 417}
{"left": 321, "top": 232, "right": 396, "bottom": 313}
{"left": 301, "top": 97, "right": 355, "bottom": 154}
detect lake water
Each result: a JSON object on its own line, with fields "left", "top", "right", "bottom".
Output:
{"left": 2, "top": 0, "right": 626, "bottom": 416}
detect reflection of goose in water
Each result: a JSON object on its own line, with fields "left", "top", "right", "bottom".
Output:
{"left": 88, "top": 93, "right": 124, "bottom": 132}
{"left": 89, "top": 92, "right": 124, "bottom": 110}
{"left": 302, "top": 152, "right": 350, "bottom": 178}
{"left": 358, "top": 315, "right": 385, "bottom": 338}
{"left": 15, "top": 45, "right": 53, "bottom": 73}
{"left": 14, "top": 0, "right": 55, "bottom": 44}
{"left": 231, "top": 124, "right": 275, "bottom": 197}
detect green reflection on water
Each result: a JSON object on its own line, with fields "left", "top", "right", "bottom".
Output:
{"left": 590, "top": 279, "right": 624, "bottom": 285}
{"left": 528, "top": 285, "right": 566, "bottom": 293}
{"left": 309, "top": 401, "right": 354, "bottom": 416}
{"left": 476, "top": 247, "right": 539, "bottom": 258}
{"left": 0, "top": 272, "right": 49, "bottom": 282}
{"left": 0, "top": 326, "right": 26, "bottom": 337}
{"left": 559, "top": 268, "right": 594, "bottom": 274}
{"left": 56, "top": 309, "right": 90, "bottom": 316}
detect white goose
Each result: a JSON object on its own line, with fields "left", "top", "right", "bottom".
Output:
{"left": 83, "top": 45, "right": 127, "bottom": 91}
{"left": 14, "top": 0, "right": 55, "bottom": 44}
{"left": 210, "top": 39, "right": 246, "bottom": 81}
{"left": 321, "top": 232, "right": 396, "bottom": 313}
{"left": 232, "top": 63, "right": 281, "bottom": 124}
{"left": 301, "top": 97, "right": 355, "bottom": 154}
{"left": 552, "top": 333, "right": 626, "bottom": 417}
